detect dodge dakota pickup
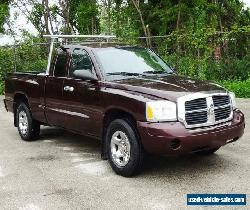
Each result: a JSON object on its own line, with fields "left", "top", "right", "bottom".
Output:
{"left": 4, "top": 42, "right": 245, "bottom": 176}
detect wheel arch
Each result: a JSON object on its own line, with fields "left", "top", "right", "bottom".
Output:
{"left": 101, "top": 108, "right": 140, "bottom": 159}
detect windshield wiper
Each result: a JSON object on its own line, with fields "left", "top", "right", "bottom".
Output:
{"left": 106, "top": 72, "right": 143, "bottom": 76}
{"left": 143, "top": 71, "right": 173, "bottom": 75}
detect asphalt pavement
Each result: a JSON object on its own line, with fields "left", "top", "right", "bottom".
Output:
{"left": 0, "top": 96, "right": 249, "bottom": 210}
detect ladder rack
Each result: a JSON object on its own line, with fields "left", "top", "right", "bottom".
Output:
{"left": 43, "top": 34, "right": 116, "bottom": 75}
{"left": 43, "top": 35, "right": 116, "bottom": 39}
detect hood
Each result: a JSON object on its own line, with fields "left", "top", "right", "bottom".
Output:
{"left": 105, "top": 75, "right": 227, "bottom": 102}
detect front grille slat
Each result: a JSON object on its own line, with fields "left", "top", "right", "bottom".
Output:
{"left": 213, "top": 95, "right": 231, "bottom": 122}
{"left": 215, "top": 106, "right": 231, "bottom": 121}
{"left": 185, "top": 98, "right": 208, "bottom": 125}
{"left": 212, "top": 95, "right": 230, "bottom": 107}
{"left": 185, "top": 98, "right": 207, "bottom": 111}
{"left": 185, "top": 111, "right": 207, "bottom": 125}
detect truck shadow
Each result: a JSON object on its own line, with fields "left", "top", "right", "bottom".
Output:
{"left": 39, "top": 126, "right": 101, "bottom": 154}
{"left": 39, "top": 126, "right": 232, "bottom": 180}
{"left": 142, "top": 153, "right": 225, "bottom": 176}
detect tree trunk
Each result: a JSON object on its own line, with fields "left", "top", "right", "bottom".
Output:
{"left": 58, "top": 0, "right": 72, "bottom": 34}
{"left": 176, "top": 9, "right": 181, "bottom": 30}
{"left": 131, "top": 0, "right": 150, "bottom": 47}
{"left": 102, "top": 0, "right": 112, "bottom": 34}
{"left": 43, "top": 0, "right": 50, "bottom": 34}
{"left": 92, "top": 17, "right": 94, "bottom": 35}
{"left": 107, "top": 0, "right": 112, "bottom": 34}
{"left": 176, "top": 0, "right": 182, "bottom": 53}
{"left": 115, "top": 0, "right": 121, "bottom": 36}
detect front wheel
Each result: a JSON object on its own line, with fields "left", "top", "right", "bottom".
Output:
{"left": 16, "top": 102, "right": 40, "bottom": 141}
{"left": 106, "top": 119, "right": 144, "bottom": 177}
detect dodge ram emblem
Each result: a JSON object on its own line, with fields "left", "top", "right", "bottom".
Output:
{"left": 208, "top": 103, "right": 215, "bottom": 118}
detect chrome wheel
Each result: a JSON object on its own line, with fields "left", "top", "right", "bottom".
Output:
{"left": 19, "top": 111, "right": 28, "bottom": 135}
{"left": 110, "top": 131, "right": 131, "bottom": 167}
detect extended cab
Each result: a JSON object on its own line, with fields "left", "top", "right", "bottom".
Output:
{"left": 4, "top": 43, "right": 245, "bottom": 176}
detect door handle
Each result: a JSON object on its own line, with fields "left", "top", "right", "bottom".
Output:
{"left": 64, "top": 86, "right": 74, "bottom": 92}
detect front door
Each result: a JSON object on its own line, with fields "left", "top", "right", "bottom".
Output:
{"left": 61, "top": 48, "right": 102, "bottom": 138}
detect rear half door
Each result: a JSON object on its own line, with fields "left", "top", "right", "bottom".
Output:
{"left": 45, "top": 48, "right": 69, "bottom": 127}
{"left": 61, "top": 48, "right": 102, "bottom": 138}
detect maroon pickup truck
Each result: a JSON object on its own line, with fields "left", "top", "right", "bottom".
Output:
{"left": 4, "top": 44, "right": 245, "bottom": 176}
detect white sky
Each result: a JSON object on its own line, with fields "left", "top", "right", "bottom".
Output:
{"left": 245, "top": 0, "right": 250, "bottom": 7}
{"left": 0, "top": 0, "right": 250, "bottom": 46}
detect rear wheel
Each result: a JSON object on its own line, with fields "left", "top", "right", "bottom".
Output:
{"left": 106, "top": 119, "right": 144, "bottom": 177}
{"left": 16, "top": 102, "right": 40, "bottom": 141}
{"left": 195, "top": 147, "right": 221, "bottom": 155}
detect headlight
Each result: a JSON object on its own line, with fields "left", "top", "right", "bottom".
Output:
{"left": 229, "top": 92, "right": 236, "bottom": 110}
{"left": 146, "top": 100, "right": 177, "bottom": 122}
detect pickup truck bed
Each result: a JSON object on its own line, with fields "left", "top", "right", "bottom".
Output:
{"left": 5, "top": 72, "right": 47, "bottom": 124}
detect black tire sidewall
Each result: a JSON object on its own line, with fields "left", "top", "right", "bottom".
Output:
{"left": 107, "top": 119, "right": 143, "bottom": 177}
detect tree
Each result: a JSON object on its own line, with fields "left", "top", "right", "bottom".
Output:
{"left": 0, "top": 0, "right": 9, "bottom": 33}
{"left": 69, "top": 0, "right": 99, "bottom": 34}
{"left": 130, "top": 0, "right": 151, "bottom": 46}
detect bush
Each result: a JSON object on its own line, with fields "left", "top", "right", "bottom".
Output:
{"left": 206, "top": 55, "right": 250, "bottom": 81}
{"left": 220, "top": 79, "right": 250, "bottom": 98}
{"left": 164, "top": 54, "right": 208, "bottom": 79}
{"left": 163, "top": 54, "right": 250, "bottom": 98}
{"left": 0, "top": 38, "right": 48, "bottom": 95}
{"left": 0, "top": 47, "right": 14, "bottom": 79}
{"left": 15, "top": 43, "right": 48, "bottom": 72}
{"left": 164, "top": 54, "right": 250, "bottom": 81}
{"left": 0, "top": 81, "right": 3, "bottom": 94}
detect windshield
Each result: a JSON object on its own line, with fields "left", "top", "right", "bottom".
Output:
{"left": 95, "top": 47, "right": 173, "bottom": 78}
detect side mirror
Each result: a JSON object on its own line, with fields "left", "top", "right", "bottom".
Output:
{"left": 73, "top": 70, "right": 98, "bottom": 81}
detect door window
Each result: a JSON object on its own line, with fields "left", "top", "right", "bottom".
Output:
{"left": 69, "top": 49, "right": 93, "bottom": 77}
{"left": 54, "top": 50, "right": 68, "bottom": 77}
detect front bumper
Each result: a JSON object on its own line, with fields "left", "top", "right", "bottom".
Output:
{"left": 137, "top": 110, "right": 245, "bottom": 155}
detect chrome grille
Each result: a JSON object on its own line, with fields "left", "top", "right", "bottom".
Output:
{"left": 215, "top": 106, "right": 231, "bottom": 121}
{"left": 185, "top": 98, "right": 207, "bottom": 111}
{"left": 185, "top": 98, "right": 208, "bottom": 125}
{"left": 182, "top": 94, "right": 232, "bottom": 128}
{"left": 185, "top": 111, "right": 208, "bottom": 125}
{"left": 212, "top": 95, "right": 230, "bottom": 106}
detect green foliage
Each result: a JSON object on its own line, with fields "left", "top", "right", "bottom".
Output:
{"left": 0, "top": 81, "right": 3, "bottom": 94}
{"left": 220, "top": 79, "right": 250, "bottom": 98}
{"left": 0, "top": 36, "right": 48, "bottom": 94}
{"left": 0, "top": 46, "right": 14, "bottom": 80}
{"left": 14, "top": 42, "right": 47, "bottom": 72}
{"left": 70, "top": 0, "right": 100, "bottom": 34}
{"left": 206, "top": 56, "right": 250, "bottom": 81}
{"left": 29, "top": 3, "right": 45, "bottom": 34}
{"left": 164, "top": 55, "right": 208, "bottom": 80}
{"left": 0, "top": 46, "right": 14, "bottom": 94}
{"left": 0, "top": 0, "right": 9, "bottom": 33}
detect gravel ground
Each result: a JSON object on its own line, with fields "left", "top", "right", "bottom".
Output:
{"left": 0, "top": 96, "right": 249, "bottom": 210}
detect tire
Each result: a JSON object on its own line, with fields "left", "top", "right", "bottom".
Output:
{"left": 106, "top": 119, "right": 144, "bottom": 177}
{"left": 16, "top": 102, "right": 40, "bottom": 141}
{"left": 194, "top": 147, "right": 221, "bottom": 156}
